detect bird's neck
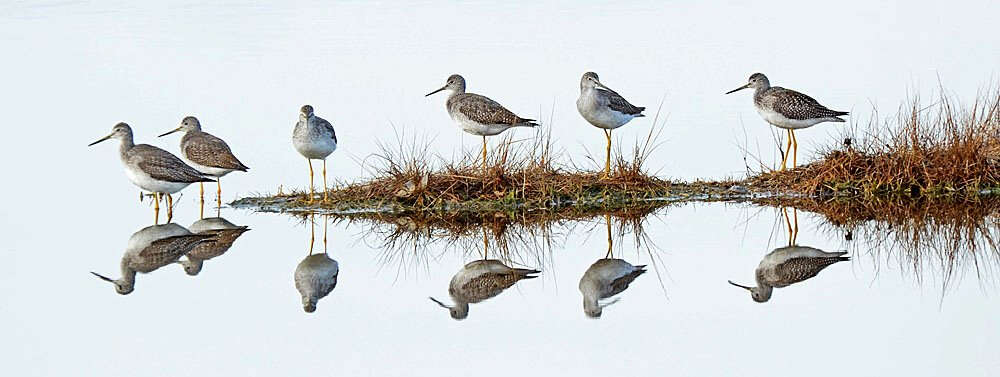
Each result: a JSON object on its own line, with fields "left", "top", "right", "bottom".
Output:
{"left": 119, "top": 262, "right": 137, "bottom": 285}
{"left": 118, "top": 137, "right": 135, "bottom": 160}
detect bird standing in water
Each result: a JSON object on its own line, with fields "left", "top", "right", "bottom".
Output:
{"left": 89, "top": 122, "right": 213, "bottom": 222}
{"left": 726, "top": 73, "right": 848, "bottom": 170}
{"left": 159, "top": 116, "right": 249, "bottom": 207}
{"left": 576, "top": 72, "right": 645, "bottom": 178}
{"left": 293, "top": 105, "right": 338, "bottom": 203}
{"left": 426, "top": 74, "right": 539, "bottom": 176}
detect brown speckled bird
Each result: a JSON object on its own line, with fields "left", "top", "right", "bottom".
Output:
{"left": 159, "top": 116, "right": 249, "bottom": 204}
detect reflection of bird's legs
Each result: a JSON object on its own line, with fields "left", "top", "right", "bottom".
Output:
{"left": 605, "top": 213, "right": 614, "bottom": 258}
{"left": 199, "top": 196, "right": 204, "bottom": 220}
{"left": 217, "top": 177, "right": 222, "bottom": 207}
{"left": 166, "top": 194, "right": 174, "bottom": 223}
{"left": 323, "top": 215, "right": 328, "bottom": 253}
{"left": 604, "top": 129, "right": 612, "bottom": 178}
{"left": 481, "top": 228, "right": 489, "bottom": 260}
{"left": 792, "top": 208, "right": 799, "bottom": 245}
{"left": 308, "top": 214, "right": 315, "bottom": 255}
{"left": 307, "top": 159, "right": 315, "bottom": 203}
{"left": 782, "top": 207, "right": 793, "bottom": 245}
{"left": 322, "top": 159, "right": 329, "bottom": 203}
{"left": 199, "top": 182, "right": 204, "bottom": 208}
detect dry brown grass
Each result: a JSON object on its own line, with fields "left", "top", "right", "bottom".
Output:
{"left": 749, "top": 88, "right": 1000, "bottom": 197}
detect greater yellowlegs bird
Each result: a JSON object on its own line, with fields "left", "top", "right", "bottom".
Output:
{"left": 425, "top": 74, "right": 539, "bottom": 175}
{"left": 159, "top": 116, "right": 249, "bottom": 205}
{"left": 576, "top": 72, "right": 645, "bottom": 177}
{"left": 429, "top": 260, "right": 539, "bottom": 320}
{"left": 178, "top": 217, "right": 250, "bottom": 276}
{"left": 728, "top": 245, "right": 849, "bottom": 303}
{"left": 89, "top": 123, "right": 214, "bottom": 221}
{"left": 726, "top": 73, "right": 848, "bottom": 171}
{"left": 579, "top": 259, "right": 646, "bottom": 318}
{"left": 91, "top": 223, "right": 215, "bottom": 295}
{"left": 293, "top": 105, "right": 337, "bottom": 203}
{"left": 294, "top": 215, "right": 338, "bottom": 313}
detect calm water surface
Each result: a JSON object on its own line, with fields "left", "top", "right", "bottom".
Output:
{"left": 1, "top": 1, "right": 998, "bottom": 376}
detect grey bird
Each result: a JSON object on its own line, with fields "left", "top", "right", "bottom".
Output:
{"left": 426, "top": 74, "right": 539, "bottom": 175}
{"left": 294, "top": 253, "right": 339, "bottom": 313}
{"left": 726, "top": 73, "right": 848, "bottom": 170}
{"left": 89, "top": 122, "right": 214, "bottom": 221}
{"left": 91, "top": 223, "right": 215, "bottom": 295}
{"left": 429, "top": 259, "right": 539, "bottom": 320}
{"left": 728, "top": 245, "right": 849, "bottom": 303}
{"left": 158, "top": 116, "right": 249, "bottom": 204}
{"left": 576, "top": 72, "right": 645, "bottom": 177}
{"left": 293, "top": 105, "right": 338, "bottom": 203}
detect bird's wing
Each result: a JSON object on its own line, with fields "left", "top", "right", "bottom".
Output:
{"left": 454, "top": 94, "right": 532, "bottom": 125}
{"left": 133, "top": 145, "right": 213, "bottom": 183}
{"left": 316, "top": 116, "right": 338, "bottom": 144}
{"left": 774, "top": 257, "right": 847, "bottom": 285}
{"left": 183, "top": 133, "right": 249, "bottom": 171}
{"left": 140, "top": 234, "right": 215, "bottom": 262}
{"left": 459, "top": 272, "right": 523, "bottom": 302}
{"left": 769, "top": 87, "right": 847, "bottom": 120}
{"left": 597, "top": 88, "right": 645, "bottom": 115}
{"left": 607, "top": 268, "right": 646, "bottom": 297}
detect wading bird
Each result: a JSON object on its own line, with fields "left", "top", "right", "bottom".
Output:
{"left": 159, "top": 116, "right": 249, "bottom": 205}
{"left": 726, "top": 73, "right": 848, "bottom": 170}
{"left": 426, "top": 74, "right": 539, "bottom": 176}
{"left": 293, "top": 105, "right": 338, "bottom": 203}
{"left": 89, "top": 123, "right": 214, "bottom": 222}
{"left": 576, "top": 72, "right": 645, "bottom": 177}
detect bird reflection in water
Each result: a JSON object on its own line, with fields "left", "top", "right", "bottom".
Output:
{"left": 179, "top": 217, "right": 250, "bottom": 276}
{"left": 728, "top": 208, "right": 849, "bottom": 302}
{"left": 294, "top": 214, "right": 339, "bottom": 313}
{"left": 91, "top": 223, "right": 215, "bottom": 295}
{"left": 429, "top": 230, "right": 540, "bottom": 320}
{"left": 579, "top": 214, "right": 646, "bottom": 318}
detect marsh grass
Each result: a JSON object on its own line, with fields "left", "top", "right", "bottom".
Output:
{"left": 749, "top": 88, "right": 1000, "bottom": 197}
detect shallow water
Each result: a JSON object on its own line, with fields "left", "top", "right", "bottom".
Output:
{"left": 2, "top": 1, "right": 999, "bottom": 376}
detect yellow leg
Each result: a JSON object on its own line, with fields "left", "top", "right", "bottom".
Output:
{"left": 307, "top": 159, "right": 315, "bottom": 203}
{"left": 153, "top": 192, "right": 160, "bottom": 224}
{"left": 604, "top": 129, "right": 612, "bottom": 178}
{"left": 482, "top": 228, "right": 489, "bottom": 260}
{"left": 322, "top": 159, "right": 329, "bottom": 203}
{"left": 323, "top": 215, "right": 328, "bottom": 253}
{"left": 782, "top": 207, "right": 793, "bottom": 245}
{"left": 790, "top": 130, "right": 798, "bottom": 168}
{"left": 199, "top": 198, "right": 204, "bottom": 220}
{"left": 217, "top": 177, "right": 222, "bottom": 206}
{"left": 199, "top": 182, "right": 204, "bottom": 205}
{"left": 792, "top": 209, "right": 799, "bottom": 244}
{"left": 780, "top": 130, "right": 792, "bottom": 171}
{"left": 482, "top": 136, "right": 488, "bottom": 177}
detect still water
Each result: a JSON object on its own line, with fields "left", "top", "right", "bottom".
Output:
{"left": 2, "top": 1, "right": 998, "bottom": 376}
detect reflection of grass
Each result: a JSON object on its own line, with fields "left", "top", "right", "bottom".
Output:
{"left": 749, "top": 88, "right": 1000, "bottom": 197}
{"left": 765, "top": 196, "right": 1000, "bottom": 292}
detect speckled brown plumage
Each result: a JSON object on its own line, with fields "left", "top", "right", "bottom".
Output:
{"left": 130, "top": 145, "right": 214, "bottom": 183}
{"left": 756, "top": 87, "right": 849, "bottom": 121}
{"left": 761, "top": 256, "right": 849, "bottom": 288}
{"left": 181, "top": 131, "right": 249, "bottom": 171}
{"left": 133, "top": 234, "right": 216, "bottom": 273}
{"left": 454, "top": 270, "right": 538, "bottom": 303}
{"left": 448, "top": 93, "right": 537, "bottom": 126}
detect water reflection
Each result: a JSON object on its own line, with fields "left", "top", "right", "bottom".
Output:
{"left": 180, "top": 217, "right": 250, "bottom": 276}
{"left": 91, "top": 223, "right": 215, "bottom": 295}
{"left": 728, "top": 209, "right": 849, "bottom": 303}
{"left": 579, "top": 215, "right": 647, "bottom": 318}
{"left": 294, "top": 215, "right": 339, "bottom": 313}
{"left": 429, "top": 232, "right": 541, "bottom": 320}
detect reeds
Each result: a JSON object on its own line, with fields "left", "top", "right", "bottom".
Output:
{"left": 749, "top": 87, "right": 1000, "bottom": 197}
